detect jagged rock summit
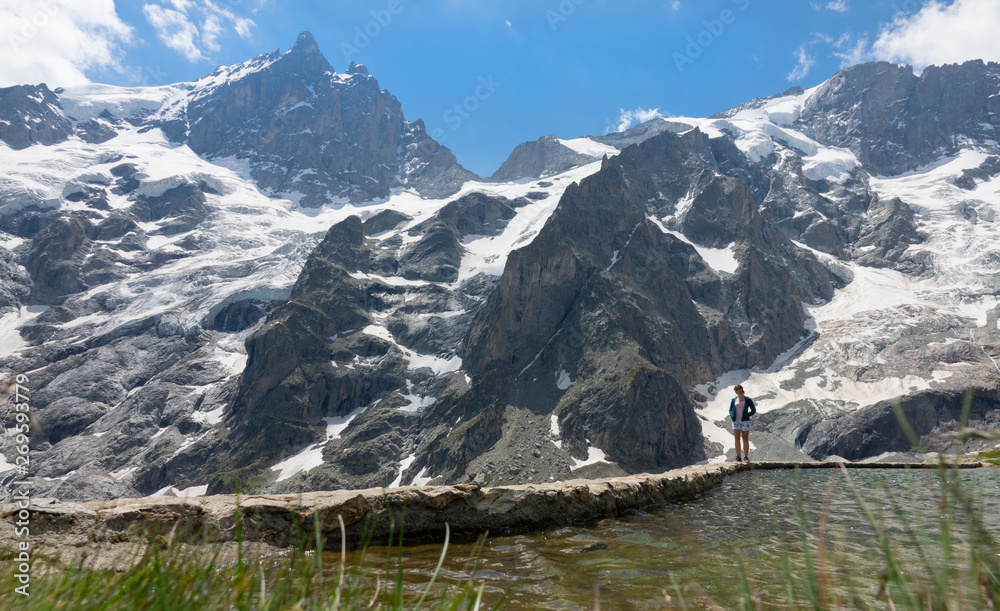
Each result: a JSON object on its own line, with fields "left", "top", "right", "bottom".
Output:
{"left": 155, "top": 30, "right": 476, "bottom": 206}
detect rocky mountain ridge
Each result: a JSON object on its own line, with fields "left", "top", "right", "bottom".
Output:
{"left": 2, "top": 38, "right": 1000, "bottom": 501}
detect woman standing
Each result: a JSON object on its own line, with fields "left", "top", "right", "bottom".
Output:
{"left": 729, "top": 384, "right": 756, "bottom": 462}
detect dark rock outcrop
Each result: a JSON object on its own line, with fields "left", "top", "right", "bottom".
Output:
{"left": 955, "top": 156, "right": 1000, "bottom": 190}
{"left": 0, "top": 248, "right": 30, "bottom": 309}
{"left": 24, "top": 215, "right": 92, "bottom": 304}
{"left": 75, "top": 118, "right": 119, "bottom": 144}
{"left": 211, "top": 299, "right": 278, "bottom": 333}
{"left": 0, "top": 84, "right": 71, "bottom": 149}
{"left": 591, "top": 117, "right": 692, "bottom": 149}
{"left": 850, "top": 196, "right": 930, "bottom": 273}
{"left": 221, "top": 217, "right": 402, "bottom": 478}
{"left": 362, "top": 210, "right": 411, "bottom": 236}
{"left": 130, "top": 183, "right": 211, "bottom": 236}
{"left": 801, "top": 388, "right": 1000, "bottom": 460}
{"left": 38, "top": 397, "right": 107, "bottom": 444}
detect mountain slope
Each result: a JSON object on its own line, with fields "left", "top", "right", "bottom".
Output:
{"left": 3, "top": 49, "right": 1000, "bottom": 500}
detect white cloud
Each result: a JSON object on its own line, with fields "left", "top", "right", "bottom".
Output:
{"left": 615, "top": 107, "right": 663, "bottom": 132}
{"left": 671, "top": 1, "right": 682, "bottom": 10}
{"left": 203, "top": 0, "right": 254, "bottom": 40}
{"left": 142, "top": 1, "right": 255, "bottom": 63}
{"left": 811, "top": 0, "right": 848, "bottom": 11}
{"left": 871, "top": 0, "right": 1000, "bottom": 69}
{"left": 810, "top": 32, "right": 871, "bottom": 68}
{"left": 201, "top": 14, "right": 223, "bottom": 53}
{"left": 0, "top": 0, "right": 133, "bottom": 88}
{"left": 833, "top": 35, "right": 869, "bottom": 67}
{"left": 168, "top": 0, "right": 194, "bottom": 12}
{"left": 144, "top": 4, "right": 204, "bottom": 62}
{"left": 787, "top": 46, "right": 816, "bottom": 81}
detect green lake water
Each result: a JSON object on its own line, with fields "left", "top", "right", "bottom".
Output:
{"left": 332, "top": 468, "right": 1000, "bottom": 609}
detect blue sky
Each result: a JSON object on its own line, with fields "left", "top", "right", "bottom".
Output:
{"left": 3, "top": 0, "right": 998, "bottom": 175}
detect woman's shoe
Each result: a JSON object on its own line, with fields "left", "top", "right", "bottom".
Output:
{"left": 735, "top": 456, "right": 742, "bottom": 462}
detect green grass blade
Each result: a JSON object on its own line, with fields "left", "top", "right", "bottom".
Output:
{"left": 415, "top": 522, "right": 450, "bottom": 609}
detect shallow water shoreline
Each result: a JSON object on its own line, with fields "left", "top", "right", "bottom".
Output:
{"left": 3, "top": 460, "right": 988, "bottom": 555}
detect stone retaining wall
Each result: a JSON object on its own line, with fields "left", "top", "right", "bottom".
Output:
{"left": 2, "top": 461, "right": 985, "bottom": 552}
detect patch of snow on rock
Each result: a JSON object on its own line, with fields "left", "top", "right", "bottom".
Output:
{"left": 388, "top": 453, "right": 417, "bottom": 488}
{"left": 550, "top": 414, "right": 562, "bottom": 449}
{"left": 556, "top": 370, "right": 573, "bottom": 390}
{"left": 557, "top": 137, "right": 619, "bottom": 158}
{"left": 270, "top": 443, "right": 326, "bottom": 482}
{"left": 570, "top": 444, "right": 612, "bottom": 470}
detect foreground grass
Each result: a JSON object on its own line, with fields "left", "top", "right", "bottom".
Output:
{"left": 0, "top": 512, "right": 502, "bottom": 610}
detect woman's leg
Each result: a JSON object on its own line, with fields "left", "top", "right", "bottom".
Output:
{"left": 741, "top": 430, "right": 750, "bottom": 459}
{"left": 733, "top": 428, "right": 742, "bottom": 459}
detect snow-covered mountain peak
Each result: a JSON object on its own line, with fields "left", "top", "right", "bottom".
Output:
{"left": 5, "top": 54, "right": 1000, "bottom": 500}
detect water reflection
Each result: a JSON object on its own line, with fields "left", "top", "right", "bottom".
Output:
{"left": 329, "top": 469, "right": 1000, "bottom": 609}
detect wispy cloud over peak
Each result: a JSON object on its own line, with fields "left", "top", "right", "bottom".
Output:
{"left": 142, "top": 1, "right": 256, "bottom": 63}
{"left": 786, "top": 46, "right": 816, "bottom": 81}
{"left": 614, "top": 107, "right": 663, "bottom": 132}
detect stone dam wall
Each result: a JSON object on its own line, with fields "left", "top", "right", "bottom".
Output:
{"left": 2, "top": 461, "right": 986, "bottom": 553}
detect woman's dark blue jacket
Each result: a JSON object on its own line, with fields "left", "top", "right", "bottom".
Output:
{"left": 729, "top": 396, "right": 756, "bottom": 421}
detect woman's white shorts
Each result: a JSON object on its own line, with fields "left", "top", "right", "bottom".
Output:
{"left": 732, "top": 420, "right": 751, "bottom": 432}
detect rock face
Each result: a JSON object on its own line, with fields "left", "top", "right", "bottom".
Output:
{"left": 446, "top": 130, "right": 841, "bottom": 481}
{"left": 0, "top": 84, "right": 71, "bottom": 150}
{"left": 24, "top": 215, "right": 92, "bottom": 303}
{"left": 850, "top": 196, "right": 928, "bottom": 273}
{"left": 797, "top": 61, "right": 1000, "bottom": 176}
{"left": 160, "top": 31, "right": 475, "bottom": 206}
{"left": 797, "top": 386, "right": 1000, "bottom": 460}
{"left": 491, "top": 136, "right": 598, "bottom": 180}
